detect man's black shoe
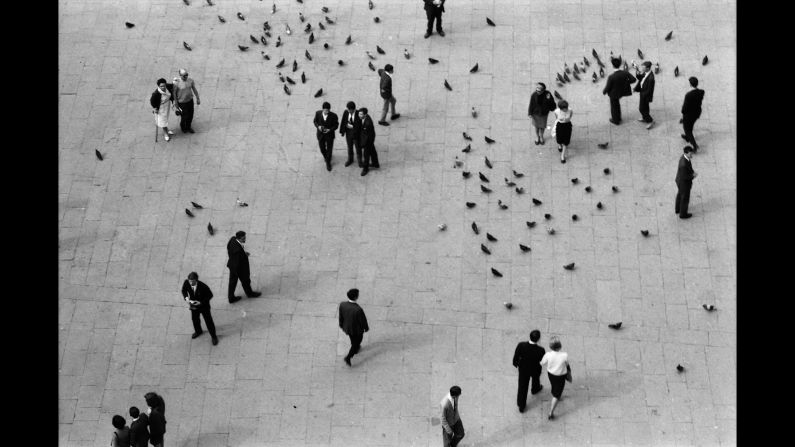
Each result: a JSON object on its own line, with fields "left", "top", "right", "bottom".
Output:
{"left": 531, "top": 385, "right": 543, "bottom": 395}
{"left": 378, "top": 120, "right": 389, "bottom": 126}
{"left": 438, "top": 30, "right": 445, "bottom": 37}
{"left": 609, "top": 119, "right": 620, "bottom": 125}
{"left": 344, "top": 356, "right": 352, "bottom": 366}
{"left": 361, "top": 169, "right": 369, "bottom": 176}
{"left": 326, "top": 162, "right": 332, "bottom": 171}
{"left": 371, "top": 164, "right": 380, "bottom": 169}
{"left": 679, "top": 213, "right": 693, "bottom": 219}
{"left": 212, "top": 337, "right": 219, "bottom": 346}
{"left": 187, "top": 128, "right": 195, "bottom": 133}
{"left": 424, "top": 32, "right": 431, "bottom": 38}
{"left": 229, "top": 296, "right": 242, "bottom": 303}
{"left": 345, "top": 160, "right": 354, "bottom": 167}
{"left": 519, "top": 405, "right": 526, "bottom": 413}
{"left": 191, "top": 331, "right": 203, "bottom": 339}
{"left": 390, "top": 113, "right": 401, "bottom": 120}
{"left": 247, "top": 291, "right": 262, "bottom": 298}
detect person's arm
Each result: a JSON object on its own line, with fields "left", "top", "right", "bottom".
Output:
{"left": 191, "top": 81, "right": 200, "bottom": 105}
{"left": 440, "top": 402, "right": 453, "bottom": 435}
{"left": 338, "top": 305, "right": 344, "bottom": 329}
{"left": 512, "top": 344, "right": 521, "bottom": 368}
{"left": 339, "top": 112, "right": 346, "bottom": 135}
{"left": 602, "top": 76, "right": 612, "bottom": 95}
{"left": 329, "top": 114, "right": 339, "bottom": 132}
{"left": 313, "top": 112, "right": 321, "bottom": 130}
{"left": 360, "top": 309, "right": 369, "bottom": 332}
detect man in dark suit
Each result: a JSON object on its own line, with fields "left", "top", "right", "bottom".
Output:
{"left": 377, "top": 64, "right": 400, "bottom": 126}
{"left": 338, "top": 288, "right": 369, "bottom": 366}
{"left": 181, "top": 272, "right": 218, "bottom": 345}
{"left": 423, "top": 0, "right": 446, "bottom": 38}
{"left": 633, "top": 61, "right": 655, "bottom": 129}
{"left": 226, "top": 231, "right": 261, "bottom": 303}
{"left": 675, "top": 146, "right": 698, "bottom": 219}
{"left": 340, "top": 101, "right": 363, "bottom": 167}
{"left": 358, "top": 108, "right": 380, "bottom": 176}
{"left": 128, "top": 406, "right": 149, "bottom": 447}
{"left": 145, "top": 395, "right": 166, "bottom": 447}
{"left": 313, "top": 102, "right": 339, "bottom": 171}
{"left": 681, "top": 77, "right": 705, "bottom": 151}
{"left": 602, "top": 57, "right": 636, "bottom": 125}
{"left": 512, "top": 329, "right": 546, "bottom": 413}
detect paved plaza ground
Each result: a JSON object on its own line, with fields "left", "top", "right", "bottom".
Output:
{"left": 59, "top": 0, "right": 736, "bottom": 445}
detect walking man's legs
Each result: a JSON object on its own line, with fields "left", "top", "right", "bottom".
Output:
{"left": 610, "top": 97, "right": 621, "bottom": 123}
{"left": 228, "top": 270, "right": 239, "bottom": 300}
{"left": 639, "top": 98, "right": 652, "bottom": 122}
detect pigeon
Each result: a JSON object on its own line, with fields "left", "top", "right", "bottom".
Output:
{"left": 292, "top": 60, "right": 298, "bottom": 72}
{"left": 584, "top": 186, "right": 592, "bottom": 193}
{"left": 481, "top": 244, "right": 491, "bottom": 255}
{"left": 299, "top": 12, "right": 305, "bottom": 23}
{"left": 554, "top": 90, "right": 563, "bottom": 100}
{"left": 479, "top": 172, "right": 489, "bottom": 182}
{"left": 637, "top": 49, "right": 644, "bottom": 59}
{"left": 532, "top": 198, "right": 542, "bottom": 206}
{"left": 283, "top": 84, "right": 291, "bottom": 95}
{"left": 466, "top": 202, "right": 476, "bottom": 208}
{"left": 263, "top": 21, "right": 271, "bottom": 31}
{"left": 462, "top": 144, "right": 471, "bottom": 153}
{"left": 544, "top": 213, "right": 551, "bottom": 220}
{"left": 453, "top": 159, "right": 463, "bottom": 168}
{"left": 571, "top": 178, "right": 579, "bottom": 184}
{"left": 237, "top": 12, "right": 245, "bottom": 20}
{"left": 338, "top": 60, "right": 345, "bottom": 66}
{"left": 592, "top": 48, "right": 599, "bottom": 58}
{"left": 261, "top": 36, "right": 268, "bottom": 45}
{"left": 444, "top": 79, "right": 452, "bottom": 91}
{"left": 314, "top": 88, "right": 323, "bottom": 98}
{"left": 485, "top": 136, "right": 495, "bottom": 144}
{"left": 481, "top": 185, "right": 492, "bottom": 193}
{"left": 515, "top": 187, "right": 525, "bottom": 194}
{"left": 573, "top": 64, "right": 580, "bottom": 74}
{"left": 463, "top": 132, "right": 472, "bottom": 141}
{"left": 486, "top": 17, "right": 496, "bottom": 26}
{"left": 504, "top": 178, "right": 516, "bottom": 187}
{"left": 519, "top": 244, "right": 531, "bottom": 252}
{"left": 563, "top": 263, "right": 575, "bottom": 270}
{"left": 572, "top": 214, "right": 578, "bottom": 221}
{"left": 513, "top": 170, "right": 524, "bottom": 178}
{"left": 547, "top": 227, "right": 556, "bottom": 235}
{"left": 278, "top": 72, "right": 285, "bottom": 82}
{"left": 612, "top": 186, "right": 619, "bottom": 193}
{"left": 345, "top": 35, "right": 352, "bottom": 45}
{"left": 374, "top": 17, "right": 380, "bottom": 23}
{"left": 471, "top": 107, "right": 477, "bottom": 118}
{"left": 236, "top": 198, "right": 249, "bottom": 207}
{"left": 676, "top": 364, "right": 684, "bottom": 373}
{"left": 250, "top": 35, "right": 259, "bottom": 44}
{"left": 207, "top": 223, "right": 214, "bottom": 235}
{"left": 702, "top": 304, "right": 716, "bottom": 311}
{"left": 597, "top": 142, "right": 608, "bottom": 149}
{"left": 305, "top": 50, "right": 312, "bottom": 60}
{"left": 309, "top": 33, "right": 314, "bottom": 44}
{"left": 674, "top": 66, "right": 679, "bottom": 77}
{"left": 599, "top": 67, "right": 605, "bottom": 77}
{"left": 276, "top": 58, "right": 285, "bottom": 68}
{"left": 556, "top": 73, "right": 564, "bottom": 83}
{"left": 207, "top": 0, "right": 214, "bottom": 5}
{"left": 286, "top": 24, "right": 292, "bottom": 35}
{"left": 608, "top": 322, "right": 622, "bottom": 330}
{"left": 285, "top": 76, "right": 296, "bottom": 84}
{"left": 325, "top": 16, "right": 335, "bottom": 24}
{"left": 641, "top": 230, "right": 650, "bottom": 237}
{"left": 603, "top": 168, "right": 611, "bottom": 174}
{"left": 301, "top": 72, "right": 306, "bottom": 83}
{"left": 185, "top": 208, "right": 195, "bottom": 217}
{"left": 526, "top": 221, "right": 536, "bottom": 228}
{"left": 404, "top": 49, "right": 410, "bottom": 59}
{"left": 572, "top": 72, "right": 581, "bottom": 81}
{"left": 265, "top": 30, "right": 272, "bottom": 37}
{"left": 596, "top": 202, "right": 603, "bottom": 209}
{"left": 428, "top": 57, "right": 440, "bottom": 64}
{"left": 462, "top": 171, "right": 471, "bottom": 179}
{"left": 504, "top": 302, "right": 513, "bottom": 309}
{"left": 497, "top": 200, "right": 508, "bottom": 210}
{"left": 183, "top": 41, "right": 192, "bottom": 51}
{"left": 665, "top": 30, "right": 673, "bottom": 41}
{"left": 564, "top": 63, "right": 571, "bottom": 74}
{"left": 366, "top": 50, "right": 376, "bottom": 60}
{"left": 377, "top": 45, "right": 385, "bottom": 55}
{"left": 583, "top": 56, "right": 590, "bottom": 66}
{"left": 702, "top": 55, "right": 708, "bottom": 65}
{"left": 597, "top": 58, "right": 605, "bottom": 68}
{"left": 438, "top": 224, "right": 447, "bottom": 231}
{"left": 191, "top": 201, "right": 203, "bottom": 209}
{"left": 491, "top": 268, "right": 503, "bottom": 277}
{"left": 272, "top": 3, "right": 276, "bottom": 13}
{"left": 592, "top": 72, "right": 598, "bottom": 82}
{"left": 654, "top": 62, "right": 660, "bottom": 74}
{"left": 484, "top": 157, "right": 492, "bottom": 169}
{"left": 125, "top": 22, "right": 135, "bottom": 28}
{"left": 471, "top": 222, "right": 479, "bottom": 234}
{"left": 183, "top": 0, "right": 190, "bottom": 6}
{"left": 470, "top": 63, "right": 479, "bottom": 73}
{"left": 217, "top": 15, "right": 225, "bottom": 23}
{"left": 322, "top": 6, "right": 330, "bottom": 13}
{"left": 324, "top": 43, "right": 329, "bottom": 49}
{"left": 95, "top": 149, "right": 103, "bottom": 160}
{"left": 319, "top": 22, "right": 326, "bottom": 30}
{"left": 368, "top": 61, "right": 376, "bottom": 71}
{"left": 563, "top": 72, "right": 571, "bottom": 83}
{"left": 238, "top": 45, "right": 249, "bottom": 51}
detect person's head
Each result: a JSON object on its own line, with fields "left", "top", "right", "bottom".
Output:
{"left": 156, "top": 78, "right": 167, "bottom": 89}
{"left": 549, "top": 336, "right": 562, "bottom": 351}
{"left": 347, "top": 288, "right": 359, "bottom": 300}
{"left": 346, "top": 101, "right": 356, "bottom": 111}
{"left": 129, "top": 407, "right": 140, "bottom": 419}
{"left": 450, "top": 385, "right": 462, "bottom": 399}
{"left": 529, "top": 330, "right": 541, "bottom": 343}
{"left": 558, "top": 100, "right": 569, "bottom": 111}
{"left": 535, "top": 82, "right": 546, "bottom": 93}
{"left": 611, "top": 57, "right": 622, "bottom": 68}
{"left": 683, "top": 145, "right": 694, "bottom": 155}
{"left": 187, "top": 271, "right": 198, "bottom": 286}
{"left": 689, "top": 76, "right": 698, "bottom": 88}
{"left": 642, "top": 61, "right": 652, "bottom": 72}
{"left": 235, "top": 231, "right": 246, "bottom": 243}
{"left": 179, "top": 68, "right": 189, "bottom": 79}
{"left": 112, "top": 415, "right": 126, "bottom": 430}
{"left": 322, "top": 101, "right": 331, "bottom": 112}
{"left": 144, "top": 392, "right": 159, "bottom": 408}
{"left": 384, "top": 64, "right": 394, "bottom": 73}
{"left": 358, "top": 107, "right": 368, "bottom": 118}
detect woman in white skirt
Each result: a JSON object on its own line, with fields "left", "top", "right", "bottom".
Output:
{"left": 150, "top": 78, "right": 175, "bottom": 141}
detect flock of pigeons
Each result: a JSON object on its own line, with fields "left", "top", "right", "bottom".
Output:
{"left": 113, "top": 1, "right": 717, "bottom": 374}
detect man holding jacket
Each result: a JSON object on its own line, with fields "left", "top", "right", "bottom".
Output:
{"left": 181, "top": 271, "right": 218, "bottom": 345}
{"left": 602, "top": 56, "right": 637, "bottom": 125}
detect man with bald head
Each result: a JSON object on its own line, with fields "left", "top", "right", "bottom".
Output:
{"left": 174, "top": 68, "right": 201, "bottom": 133}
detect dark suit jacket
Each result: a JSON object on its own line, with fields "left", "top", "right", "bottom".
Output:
{"left": 603, "top": 69, "right": 636, "bottom": 99}
{"left": 513, "top": 341, "right": 545, "bottom": 376}
{"left": 339, "top": 109, "right": 362, "bottom": 138}
{"left": 339, "top": 301, "right": 369, "bottom": 336}
{"left": 424, "top": 0, "right": 446, "bottom": 12}
{"left": 313, "top": 110, "right": 339, "bottom": 140}
{"left": 147, "top": 409, "right": 166, "bottom": 444}
{"left": 149, "top": 84, "right": 175, "bottom": 109}
{"left": 181, "top": 280, "right": 214, "bottom": 310}
{"left": 129, "top": 415, "right": 150, "bottom": 447}
{"left": 377, "top": 69, "right": 393, "bottom": 99}
{"left": 528, "top": 91, "right": 556, "bottom": 116}
{"left": 359, "top": 115, "right": 376, "bottom": 148}
{"left": 633, "top": 71, "right": 655, "bottom": 102}
{"left": 675, "top": 155, "right": 694, "bottom": 186}
{"left": 226, "top": 237, "right": 250, "bottom": 275}
{"left": 681, "top": 88, "right": 705, "bottom": 115}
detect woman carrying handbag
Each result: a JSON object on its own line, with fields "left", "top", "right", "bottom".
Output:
{"left": 540, "top": 336, "right": 571, "bottom": 420}
{"left": 150, "top": 78, "right": 176, "bottom": 141}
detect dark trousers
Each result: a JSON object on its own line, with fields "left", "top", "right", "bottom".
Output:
{"left": 426, "top": 8, "right": 443, "bottom": 33}
{"left": 517, "top": 370, "right": 542, "bottom": 408}
{"left": 442, "top": 420, "right": 465, "bottom": 447}
{"left": 675, "top": 182, "right": 691, "bottom": 217}
{"left": 380, "top": 96, "right": 396, "bottom": 122}
{"left": 345, "top": 133, "right": 362, "bottom": 164}
{"left": 362, "top": 143, "right": 379, "bottom": 169}
{"left": 228, "top": 268, "right": 254, "bottom": 299}
{"left": 639, "top": 97, "right": 652, "bottom": 122}
{"left": 318, "top": 136, "right": 334, "bottom": 164}
{"left": 609, "top": 96, "right": 622, "bottom": 122}
{"left": 191, "top": 307, "right": 216, "bottom": 337}
{"left": 346, "top": 332, "right": 363, "bottom": 360}
{"left": 178, "top": 99, "right": 194, "bottom": 131}
{"left": 683, "top": 113, "right": 700, "bottom": 148}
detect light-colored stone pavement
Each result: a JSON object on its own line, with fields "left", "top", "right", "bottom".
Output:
{"left": 59, "top": 0, "right": 736, "bottom": 445}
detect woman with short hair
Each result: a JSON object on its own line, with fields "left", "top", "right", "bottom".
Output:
{"left": 540, "top": 335, "right": 570, "bottom": 420}
{"left": 552, "top": 100, "right": 573, "bottom": 163}
{"left": 528, "top": 82, "right": 557, "bottom": 145}
{"left": 110, "top": 414, "right": 131, "bottom": 447}
{"left": 150, "top": 78, "right": 176, "bottom": 141}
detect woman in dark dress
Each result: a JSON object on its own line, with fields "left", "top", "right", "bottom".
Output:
{"left": 553, "top": 100, "right": 573, "bottom": 163}
{"left": 528, "top": 82, "right": 557, "bottom": 145}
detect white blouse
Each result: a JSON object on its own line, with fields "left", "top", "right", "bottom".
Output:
{"left": 540, "top": 350, "right": 569, "bottom": 376}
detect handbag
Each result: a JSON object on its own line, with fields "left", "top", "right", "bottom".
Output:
{"left": 565, "top": 364, "right": 572, "bottom": 383}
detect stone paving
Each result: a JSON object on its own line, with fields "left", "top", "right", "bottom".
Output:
{"left": 59, "top": 0, "right": 736, "bottom": 445}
